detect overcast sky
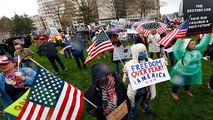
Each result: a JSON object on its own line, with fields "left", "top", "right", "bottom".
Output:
{"left": 0, "top": 0, "right": 182, "bottom": 18}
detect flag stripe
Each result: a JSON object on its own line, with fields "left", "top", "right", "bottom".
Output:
{"left": 51, "top": 83, "right": 68, "bottom": 119}
{"left": 31, "top": 105, "right": 41, "bottom": 120}
{"left": 66, "top": 86, "right": 78, "bottom": 119}
{"left": 56, "top": 83, "right": 72, "bottom": 120}
{"left": 40, "top": 107, "right": 50, "bottom": 120}
{"left": 20, "top": 102, "right": 34, "bottom": 120}
{"left": 62, "top": 85, "right": 75, "bottom": 120}
{"left": 70, "top": 89, "right": 82, "bottom": 120}
{"left": 26, "top": 103, "right": 37, "bottom": 120}
{"left": 75, "top": 91, "right": 84, "bottom": 120}
{"left": 45, "top": 108, "right": 54, "bottom": 120}
{"left": 35, "top": 106, "right": 44, "bottom": 120}
{"left": 16, "top": 101, "right": 30, "bottom": 120}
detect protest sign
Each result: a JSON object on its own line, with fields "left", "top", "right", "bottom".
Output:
{"left": 106, "top": 100, "right": 128, "bottom": 120}
{"left": 183, "top": 0, "right": 213, "bottom": 35}
{"left": 111, "top": 20, "right": 126, "bottom": 28}
{"left": 46, "top": 17, "right": 60, "bottom": 36}
{"left": 113, "top": 46, "right": 131, "bottom": 61}
{"left": 127, "top": 58, "right": 170, "bottom": 90}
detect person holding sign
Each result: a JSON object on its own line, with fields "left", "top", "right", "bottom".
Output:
{"left": 111, "top": 34, "right": 126, "bottom": 77}
{"left": 0, "top": 55, "right": 36, "bottom": 120}
{"left": 123, "top": 44, "right": 156, "bottom": 120}
{"left": 85, "top": 62, "right": 131, "bottom": 120}
{"left": 170, "top": 33, "right": 212, "bottom": 101}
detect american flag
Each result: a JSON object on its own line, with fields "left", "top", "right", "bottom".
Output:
{"left": 136, "top": 24, "right": 150, "bottom": 36}
{"left": 136, "top": 22, "right": 167, "bottom": 36}
{"left": 84, "top": 30, "right": 114, "bottom": 64}
{"left": 17, "top": 68, "right": 84, "bottom": 120}
{"left": 157, "top": 19, "right": 190, "bottom": 47}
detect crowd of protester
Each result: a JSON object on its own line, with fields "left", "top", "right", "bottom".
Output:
{"left": 0, "top": 16, "right": 212, "bottom": 120}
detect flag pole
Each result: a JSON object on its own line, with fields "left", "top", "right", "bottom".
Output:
{"left": 29, "top": 58, "right": 98, "bottom": 108}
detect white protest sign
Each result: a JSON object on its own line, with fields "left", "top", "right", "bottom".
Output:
{"left": 46, "top": 17, "right": 59, "bottom": 36}
{"left": 127, "top": 58, "right": 170, "bottom": 90}
{"left": 113, "top": 46, "right": 131, "bottom": 61}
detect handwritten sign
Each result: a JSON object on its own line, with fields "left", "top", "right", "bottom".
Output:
{"left": 113, "top": 46, "right": 131, "bottom": 61}
{"left": 106, "top": 100, "right": 128, "bottom": 120}
{"left": 127, "top": 58, "right": 170, "bottom": 90}
{"left": 183, "top": 0, "right": 213, "bottom": 35}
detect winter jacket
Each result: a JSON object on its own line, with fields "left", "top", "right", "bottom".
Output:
{"left": 0, "top": 67, "right": 36, "bottom": 120}
{"left": 14, "top": 48, "right": 34, "bottom": 60}
{"left": 85, "top": 62, "right": 131, "bottom": 120}
{"left": 123, "top": 43, "right": 156, "bottom": 107}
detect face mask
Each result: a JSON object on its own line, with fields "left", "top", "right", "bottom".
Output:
{"left": 138, "top": 51, "right": 147, "bottom": 61}
{"left": 99, "top": 77, "right": 109, "bottom": 87}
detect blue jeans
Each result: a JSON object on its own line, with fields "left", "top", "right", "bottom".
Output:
{"left": 172, "top": 84, "right": 190, "bottom": 93}
{"left": 130, "top": 89, "right": 151, "bottom": 120}
{"left": 22, "top": 60, "right": 37, "bottom": 71}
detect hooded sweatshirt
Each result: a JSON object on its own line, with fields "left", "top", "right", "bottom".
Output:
{"left": 123, "top": 43, "right": 156, "bottom": 107}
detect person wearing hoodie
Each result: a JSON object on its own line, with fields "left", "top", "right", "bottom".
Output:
{"left": 84, "top": 62, "right": 131, "bottom": 120}
{"left": 170, "top": 33, "right": 212, "bottom": 100}
{"left": 123, "top": 43, "right": 156, "bottom": 120}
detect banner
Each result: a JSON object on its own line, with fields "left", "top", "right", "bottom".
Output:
{"left": 183, "top": 0, "right": 213, "bottom": 35}
{"left": 127, "top": 58, "right": 170, "bottom": 90}
{"left": 113, "top": 46, "right": 131, "bottom": 61}
{"left": 4, "top": 89, "right": 30, "bottom": 116}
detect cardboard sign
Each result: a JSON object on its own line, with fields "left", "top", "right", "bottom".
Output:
{"left": 106, "top": 100, "right": 128, "bottom": 120}
{"left": 183, "top": 0, "right": 213, "bottom": 35}
{"left": 113, "top": 46, "right": 131, "bottom": 61}
{"left": 127, "top": 58, "right": 170, "bottom": 90}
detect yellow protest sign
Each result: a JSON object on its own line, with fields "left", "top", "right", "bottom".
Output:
{"left": 106, "top": 100, "right": 128, "bottom": 120}
{"left": 4, "top": 89, "right": 30, "bottom": 117}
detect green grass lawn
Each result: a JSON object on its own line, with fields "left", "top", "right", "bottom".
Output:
{"left": 0, "top": 38, "right": 213, "bottom": 120}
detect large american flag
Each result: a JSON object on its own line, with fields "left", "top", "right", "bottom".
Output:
{"left": 84, "top": 30, "right": 114, "bottom": 64}
{"left": 17, "top": 68, "right": 84, "bottom": 120}
{"left": 157, "top": 19, "right": 190, "bottom": 47}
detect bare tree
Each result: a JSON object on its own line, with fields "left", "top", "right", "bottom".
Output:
{"left": 74, "top": 0, "right": 99, "bottom": 25}
{"left": 43, "top": 0, "right": 76, "bottom": 30}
